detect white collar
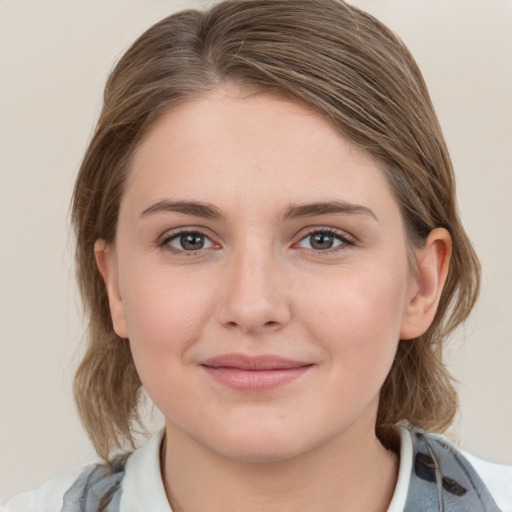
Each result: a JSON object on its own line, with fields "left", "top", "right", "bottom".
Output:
{"left": 120, "top": 428, "right": 171, "bottom": 511}
{"left": 119, "top": 426, "right": 415, "bottom": 512}
{"left": 385, "top": 425, "right": 414, "bottom": 512}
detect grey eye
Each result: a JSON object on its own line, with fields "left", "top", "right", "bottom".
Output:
{"left": 168, "top": 232, "right": 214, "bottom": 251}
{"left": 310, "top": 232, "right": 335, "bottom": 250}
{"left": 297, "top": 231, "right": 345, "bottom": 251}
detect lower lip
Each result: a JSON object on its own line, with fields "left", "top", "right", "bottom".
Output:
{"left": 201, "top": 366, "right": 312, "bottom": 392}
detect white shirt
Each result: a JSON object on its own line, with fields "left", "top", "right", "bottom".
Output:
{"left": 4, "top": 427, "right": 512, "bottom": 511}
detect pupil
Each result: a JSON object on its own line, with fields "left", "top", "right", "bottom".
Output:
{"left": 181, "top": 234, "right": 204, "bottom": 250}
{"left": 311, "top": 233, "right": 333, "bottom": 250}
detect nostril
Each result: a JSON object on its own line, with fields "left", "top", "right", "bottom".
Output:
{"left": 224, "top": 319, "right": 281, "bottom": 332}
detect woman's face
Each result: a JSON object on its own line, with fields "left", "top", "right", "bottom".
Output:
{"left": 100, "top": 87, "right": 428, "bottom": 462}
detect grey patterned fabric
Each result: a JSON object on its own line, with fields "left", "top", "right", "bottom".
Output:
{"left": 404, "top": 430, "right": 501, "bottom": 511}
{"left": 59, "top": 428, "right": 502, "bottom": 512}
{"left": 60, "top": 455, "right": 128, "bottom": 512}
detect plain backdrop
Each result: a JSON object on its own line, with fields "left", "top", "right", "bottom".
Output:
{"left": 1, "top": 0, "right": 511, "bottom": 502}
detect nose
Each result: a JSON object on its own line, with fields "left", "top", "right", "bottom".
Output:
{"left": 215, "top": 243, "right": 291, "bottom": 334}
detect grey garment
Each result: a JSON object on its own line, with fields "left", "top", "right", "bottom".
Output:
{"left": 404, "top": 429, "right": 501, "bottom": 512}
{"left": 60, "top": 455, "right": 128, "bottom": 512}
{"left": 60, "top": 428, "right": 501, "bottom": 512}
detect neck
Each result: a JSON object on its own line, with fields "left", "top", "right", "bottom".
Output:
{"left": 161, "top": 420, "right": 399, "bottom": 512}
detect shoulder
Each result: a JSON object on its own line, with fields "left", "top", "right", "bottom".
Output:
{"left": 415, "top": 429, "right": 512, "bottom": 512}
{"left": 3, "top": 465, "right": 90, "bottom": 512}
{"left": 2, "top": 455, "right": 128, "bottom": 512}
{"left": 2, "top": 429, "right": 167, "bottom": 512}
{"left": 461, "top": 449, "right": 512, "bottom": 512}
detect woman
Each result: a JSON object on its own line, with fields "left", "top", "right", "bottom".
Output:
{"left": 5, "top": 0, "right": 511, "bottom": 510}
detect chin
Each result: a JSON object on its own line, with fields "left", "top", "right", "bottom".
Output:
{"left": 215, "top": 440, "right": 306, "bottom": 464}
{"left": 196, "top": 422, "right": 324, "bottom": 464}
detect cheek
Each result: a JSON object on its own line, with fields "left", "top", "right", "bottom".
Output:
{"left": 118, "top": 263, "right": 217, "bottom": 373}
{"left": 297, "top": 262, "right": 409, "bottom": 373}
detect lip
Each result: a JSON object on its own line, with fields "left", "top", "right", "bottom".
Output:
{"left": 200, "top": 353, "right": 313, "bottom": 392}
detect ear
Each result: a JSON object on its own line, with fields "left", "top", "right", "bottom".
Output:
{"left": 400, "top": 228, "right": 452, "bottom": 340}
{"left": 94, "top": 239, "right": 129, "bottom": 339}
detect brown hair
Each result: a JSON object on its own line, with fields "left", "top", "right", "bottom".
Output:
{"left": 72, "top": 0, "right": 480, "bottom": 460}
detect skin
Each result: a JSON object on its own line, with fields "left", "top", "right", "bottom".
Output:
{"left": 96, "top": 85, "right": 451, "bottom": 512}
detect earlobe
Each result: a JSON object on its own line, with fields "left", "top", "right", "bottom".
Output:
{"left": 94, "top": 240, "right": 129, "bottom": 339}
{"left": 400, "top": 228, "right": 452, "bottom": 340}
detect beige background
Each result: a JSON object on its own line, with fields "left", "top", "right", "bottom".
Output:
{"left": 1, "top": 0, "right": 511, "bottom": 502}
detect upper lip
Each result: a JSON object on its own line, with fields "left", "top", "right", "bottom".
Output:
{"left": 201, "top": 353, "right": 312, "bottom": 371}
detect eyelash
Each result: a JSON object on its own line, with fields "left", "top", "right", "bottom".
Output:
{"left": 158, "top": 229, "right": 216, "bottom": 255}
{"left": 295, "top": 228, "right": 355, "bottom": 254}
{"left": 157, "top": 227, "right": 355, "bottom": 256}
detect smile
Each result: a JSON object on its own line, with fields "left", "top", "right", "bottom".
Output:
{"left": 200, "top": 353, "right": 313, "bottom": 392}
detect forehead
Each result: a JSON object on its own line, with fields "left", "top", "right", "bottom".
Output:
{"left": 124, "top": 88, "right": 399, "bottom": 222}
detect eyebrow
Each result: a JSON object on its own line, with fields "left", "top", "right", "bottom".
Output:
{"left": 139, "top": 199, "right": 377, "bottom": 222}
{"left": 140, "top": 200, "right": 223, "bottom": 219}
{"left": 280, "top": 201, "right": 378, "bottom": 222}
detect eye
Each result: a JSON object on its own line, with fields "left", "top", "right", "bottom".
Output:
{"left": 296, "top": 229, "right": 352, "bottom": 251}
{"left": 163, "top": 231, "right": 216, "bottom": 252}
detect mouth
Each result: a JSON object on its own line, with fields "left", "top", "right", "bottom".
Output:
{"left": 200, "top": 353, "right": 314, "bottom": 392}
